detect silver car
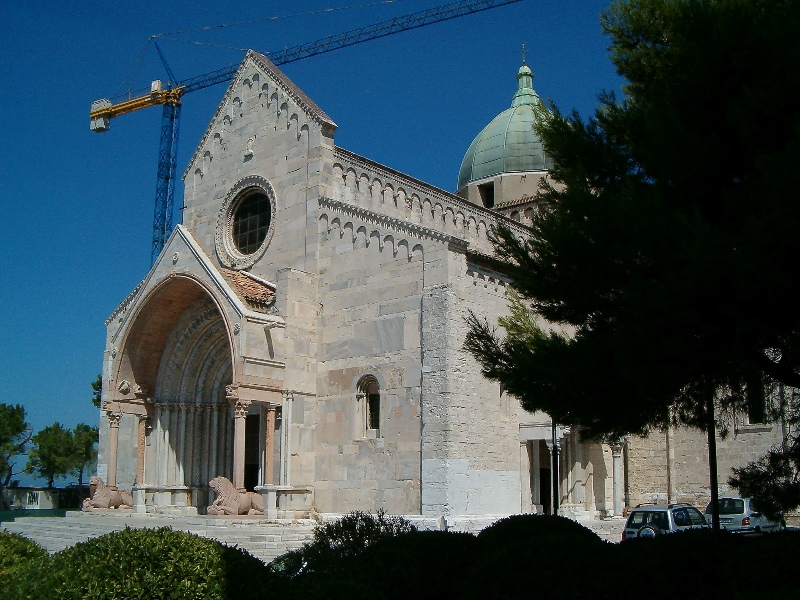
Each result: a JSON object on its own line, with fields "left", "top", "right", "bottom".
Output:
{"left": 704, "top": 497, "right": 785, "bottom": 533}
{"left": 622, "top": 503, "right": 710, "bottom": 540}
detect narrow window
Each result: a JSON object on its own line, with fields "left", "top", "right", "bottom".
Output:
{"left": 478, "top": 182, "right": 495, "bottom": 208}
{"left": 358, "top": 375, "right": 381, "bottom": 437}
{"left": 746, "top": 374, "right": 766, "bottom": 425}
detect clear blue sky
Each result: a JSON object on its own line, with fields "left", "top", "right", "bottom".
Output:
{"left": 0, "top": 0, "right": 621, "bottom": 484}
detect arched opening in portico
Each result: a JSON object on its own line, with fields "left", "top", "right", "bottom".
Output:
{"left": 113, "top": 276, "right": 238, "bottom": 507}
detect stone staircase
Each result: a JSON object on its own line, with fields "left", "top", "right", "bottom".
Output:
{"left": 3, "top": 511, "right": 626, "bottom": 565}
{"left": 1, "top": 511, "right": 316, "bottom": 564}
{"left": 581, "top": 517, "right": 626, "bottom": 543}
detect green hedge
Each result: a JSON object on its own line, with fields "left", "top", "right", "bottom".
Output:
{"left": 7, "top": 527, "right": 269, "bottom": 600}
{"left": 0, "top": 530, "right": 48, "bottom": 587}
{"left": 4, "top": 516, "right": 799, "bottom": 599}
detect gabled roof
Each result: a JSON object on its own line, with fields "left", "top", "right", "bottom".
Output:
{"left": 184, "top": 49, "right": 337, "bottom": 180}
{"left": 219, "top": 267, "right": 276, "bottom": 313}
{"left": 250, "top": 51, "right": 336, "bottom": 126}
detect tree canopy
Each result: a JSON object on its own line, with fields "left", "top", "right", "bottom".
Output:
{"left": 0, "top": 404, "right": 32, "bottom": 491}
{"left": 90, "top": 375, "right": 102, "bottom": 409}
{"left": 27, "top": 423, "right": 74, "bottom": 489}
{"left": 465, "top": 0, "right": 800, "bottom": 509}
{"left": 70, "top": 423, "right": 99, "bottom": 489}
{"left": 26, "top": 423, "right": 99, "bottom": 489}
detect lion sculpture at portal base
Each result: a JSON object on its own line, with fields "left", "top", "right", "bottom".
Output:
{"left": 81, "top": 476, "right": 134, "bottom": 511}
{"left": 206, "top": 476, "right": 264, "bottom": 516}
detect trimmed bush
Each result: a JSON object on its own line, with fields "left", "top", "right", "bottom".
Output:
{"left": 275, "top": 530, "right": 478, "bottom": 600}
{"left": 473, "top": 515, "right": 612, "bottom": 599}
{"left": 270, "top": 510, "right": 416, "bottom": 578}
{"left": 0, "top": 530, "right": 47, "bottom": 586}
{"left": 477, "top": 513, "right": 603, "bottom": 545}
{"left": 8, "top": 526, "right": 270, "bottom": 600}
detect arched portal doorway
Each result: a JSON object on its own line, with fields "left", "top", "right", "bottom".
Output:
{"left": 114, "top": 276, "right": 238, "bottom": 509}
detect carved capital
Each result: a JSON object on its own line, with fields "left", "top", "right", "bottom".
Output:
{"left": 107, "top": 412, "right": 123, "bottom": 428}
{"left": 225, "top": 384, "right": 239, "bottom": 402}
{"left": 234, "top": 399, "right": 251, "bottom": 419}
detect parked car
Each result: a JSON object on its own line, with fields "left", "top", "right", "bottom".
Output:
{"left": 622, "top": 504, "right": 710, "bottom": 540}
{"left": 704, "top": 497, "right": 785, "bottom": 533}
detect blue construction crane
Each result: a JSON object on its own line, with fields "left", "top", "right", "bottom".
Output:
{"left": 89, "top": 0, "right": 521, "bottom": 264}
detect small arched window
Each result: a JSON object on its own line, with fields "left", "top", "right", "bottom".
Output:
{"left": 357, "top": 375, "right": 381, "bottom": 438}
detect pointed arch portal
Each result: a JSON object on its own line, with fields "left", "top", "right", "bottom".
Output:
{"left": 110, "top": 275, "right": 270, "bottom": 509}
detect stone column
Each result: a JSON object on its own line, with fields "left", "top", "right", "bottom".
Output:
{"left": 666, "top": 426, "right": 676, "bottom": 504}
{"left": 611, "top": 442, "right": 624, "bottom": 516}
{"left": 136, "top": 415, "right": 149, "bottom": 485}
{"left": 229, "top": 385, "right": 251, "bottom": 491}
{"left": 281, "top": 391, "right": 293, "bottom": 486}
{"left": 545, "top": 438, "right": 556, "bottom": 515}
{"left": 106, "top": 411, "right": 122, "bottom": 489}
{"left": 176, "top": 405, "right": 186, "bottom": 486}
{"left": 532, "top": 441, "right": 541, "bottom": 510}
{"left": 265, "top": 408, "right": 276, "bottom": 485}
{"left": 209, "top": 405, "right": 219, "bottom": 480}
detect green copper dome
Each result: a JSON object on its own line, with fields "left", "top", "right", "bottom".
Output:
{"left": 457, "top": 64, "right": 549, "bottom": 190}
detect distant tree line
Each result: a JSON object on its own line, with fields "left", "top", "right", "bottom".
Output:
{"left": 0, "top": 377, "right": 100, "bottom": 505}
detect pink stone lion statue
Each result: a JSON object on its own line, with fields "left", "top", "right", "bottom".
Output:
{"left": 206, "top": 476, "right": 264, "bottom": 516}
{"left": 81, "top": 476, "right": 134, "bottom": 511}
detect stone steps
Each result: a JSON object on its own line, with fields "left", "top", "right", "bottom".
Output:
{"left": 1, "top": 512, "right": 316, "bottom": 564}
{"left": 581, "top": 517, "right": 625, "bottom": 543}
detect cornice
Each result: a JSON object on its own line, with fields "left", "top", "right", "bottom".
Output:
{"left": 318, "top": 197, "right": 469, "bottom": 251}
{"left": 333, "top": 147, "right": 531, "bottom": 238}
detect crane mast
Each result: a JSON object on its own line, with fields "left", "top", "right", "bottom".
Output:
{"left": 89, "top": 0, "right": 522, "bottom": 264}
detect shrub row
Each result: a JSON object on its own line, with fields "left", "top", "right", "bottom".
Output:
{"left": 3, "top": 514, "right": 799, "bottom": 599}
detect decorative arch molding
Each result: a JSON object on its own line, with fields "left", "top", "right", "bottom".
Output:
{"left": 318, "top": 212, "right": 425, "bottom": 261}
{"left": 111, "top": 273, "right": 238, "bottom": 404}
{"left": 350, "top": 370, "right": 388, "bottom": 395}
{"left": 318, "top": 197, "right": 466, "bottom": 251}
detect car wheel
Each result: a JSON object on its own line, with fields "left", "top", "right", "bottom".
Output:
{"left": 637, "top": 524, "right": 661, "bottom": 538}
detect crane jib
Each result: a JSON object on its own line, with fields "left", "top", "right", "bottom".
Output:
{"left": 87, "top": 0, "right": 522, "bottom": 263}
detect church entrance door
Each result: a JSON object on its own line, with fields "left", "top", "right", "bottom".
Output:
{"left": 244, "top": 414, "right": 261, "bottom": 491}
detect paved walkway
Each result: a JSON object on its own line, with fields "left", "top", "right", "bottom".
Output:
{"left": 2, "top": 511, "right": 626, "bottom": 564}
{"left": 1, "top": 511, "right": 316, "bottom": 564}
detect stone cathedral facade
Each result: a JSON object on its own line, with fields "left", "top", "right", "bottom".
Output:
{"left": 97, "top": 51, "right": 786, "bottom": 524}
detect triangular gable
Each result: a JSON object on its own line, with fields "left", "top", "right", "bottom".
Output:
{"left": 184, "top": 49, "right": 337, "bottom": 179}
{"left": 106, "top": 225, "right": 282, "bottom": 343}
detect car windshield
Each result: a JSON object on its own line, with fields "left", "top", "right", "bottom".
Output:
{"left": 706, "top": 498, "right": 745, "bottom": 515}
{"left": 627, "top": 510, "right": 669, "bottom": 530}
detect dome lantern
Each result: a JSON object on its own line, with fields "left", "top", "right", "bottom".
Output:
{"left": 457, "top": 62, "right": 550, "bottom": 195}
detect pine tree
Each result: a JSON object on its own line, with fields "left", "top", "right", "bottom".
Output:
{"left": 465, "top": 0, "right": 800, "bottom": 515}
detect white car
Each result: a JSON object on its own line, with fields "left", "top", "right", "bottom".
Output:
{"left": 704, "top": 497, "right": 785, "bottom": 533}
{"left": 622, "top": 504, "right": 710, "bottom": 540}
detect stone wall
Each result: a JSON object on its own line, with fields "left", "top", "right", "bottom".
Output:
{"left": 311, "top": 204, "right": 427, "bottom": 514}
{"left": 626, "top": 421, "right": 785, "bottom": 507}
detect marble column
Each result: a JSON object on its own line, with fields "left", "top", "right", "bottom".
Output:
{"left": 176, "top": 405, "right": 186, "bottom": 486}
{"left": 106, "top": 411, "right": 122, "bottom": 489}
{"left": 232, "top": 398, "right": 251, "bottom": 491}
{"left": 544, "top": 439, "right": 555, "bottom": 515}
{"left": 532, "top": 441, "right": 541, "bottom": 510}
{"left": 666, "top": 426, "right": 676, "bottom": 504}
{"left": 136, "top": 415, "right": 149, "bottom": 486}
{"left": 265, "top": 408, "right": 276, "bottom": 485}
{"left": 209, "top": 405, "right": 219, "bottom": 480}
{"left": 520, "top": 442, "right": 532, "bottom": 513}
{"left": 281, "top": 391, "right": 293, "bottom": 486}
{"left": 611, "top": 442, "right": 624, "bottom": 516}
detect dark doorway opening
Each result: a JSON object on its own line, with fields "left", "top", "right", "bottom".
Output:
{"left": 540, "top": 467, "right": 552, "bottom": 515}
{"left": 244, "top": 414, "right": 260, "bottom": 491}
